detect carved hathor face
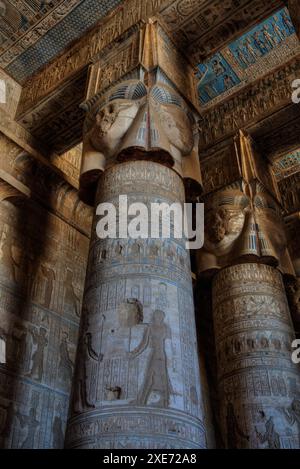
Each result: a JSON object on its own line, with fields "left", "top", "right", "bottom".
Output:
{"left": 150, "top": 84, "right": 194, "bottom": 158}
{"left": 84, "top": 79, "right": 195, "bottom": 169}
{"left": 198, "top": 180, "right": 291, "bottom": 274}
{"left": 204, "top": 183, "right": 247, "bottom": 255}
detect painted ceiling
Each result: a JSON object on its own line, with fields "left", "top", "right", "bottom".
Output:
{"left": 0, "top": 0, "right": 124, "bottom": 83}
{"left": 2, "top": 0, "right": 298, "bottom": 159}
{"left": 0, "top": 0, "right": 283, "bottom": 84}
{"left": 197, "top": 7, "right": 300, "bottom": 106}
{"left": 273, "top": 148, "right": 300, "bottom": 181}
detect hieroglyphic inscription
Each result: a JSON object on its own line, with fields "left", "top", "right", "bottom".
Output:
{"left": 66, "top": 161, "right": 211, "bottom": 448}
{"left": 213, "top": 263, "right": 300, "bottom": 449}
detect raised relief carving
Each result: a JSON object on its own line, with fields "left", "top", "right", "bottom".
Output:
{"left": 16, "top": 0, "right": 172, "bottom": 115}
{"left": 213, "top": 264, "right": 300, "bottom": 448}
{"left": 136, "top": 310, "right": 172, "bottom": 408}
{"left": 26, "top": 327, "right": 48, "bottom": 382}
{"left": 256, "top": 413, "right": 281, "bottom": 449}
{"left": 66, "top": 161, "right": 209, "bottom": 449}
{"left": 80, "top": 22, "right": 202, "bottom": 203}
{"left": 58, "top": 332, "right": 74, "bottom": 388}
{"left": 282, "top": 399, "right": 300, "bottom": 447}
{"left": 199, "top": 58, "right": 300, "bottom": 147}
{"left": 0, "top": 173, "right": 89, "bottom": 448}
{"left": 198, "top": 131, "right": 293, "bottom": 276}
{"left": 81, "top": 78, "right": 200, "bottom": 203}
{"left": 197, "top": 180, "right": 293, "bottom": 275}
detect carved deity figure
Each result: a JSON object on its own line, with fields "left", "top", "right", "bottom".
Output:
{"left": 64, "top": 269, "right": 80, "bottom": 317}
{"left": 99, "top": 298, "right": 145, "bottom": 402}
{"left": 8, "top": 323, "right": 29, "bottom": 373}
{"left": 40, "top": 264, "right": 55, "bottom": 309}
{"left": 17, "top": 407, "right": 39, "bottom": 449}
{"left": 282, "top": 399, "right": 300, "bottom": 447}
{"left": 73, "top": 312, "right": 105, "bottom": 413}
{"left": 58, "top": 332, "right": 74, "bottom": 386}
{"left": 0, "top": 234, "right": 19, "bottom": 283}
{"left": 28, "top": 327, "right": 48, "bottom": 381}
{"left": 256, "top": 414, "right": 281, "bottom": 449}
{"left": 136, "top": 310, "right": 172, "bottom": 408}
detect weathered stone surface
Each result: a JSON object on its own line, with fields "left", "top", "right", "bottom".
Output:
{"left": 213, "top": 263, "right": 300, "bottom": 449}
{"left": 65, "top": 161, "right": 212, "bottom": 449}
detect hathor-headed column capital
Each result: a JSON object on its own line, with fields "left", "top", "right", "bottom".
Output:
{"left": 79, "top": 21, "right": 202, "bottom": 204}
{"left": 197, "top": 130, "right": 294, "bottom": 277}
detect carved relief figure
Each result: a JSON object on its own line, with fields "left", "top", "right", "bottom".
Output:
{"left": 27, "top": 327, "right": 48, "bottom": 381}
{"left": 256, "top": 413, "right": 281, "bottom": 449}
{"left": 81, "top": 78, "right": 201, "bottom": 199}
{"left": 81, "top": 81, "right": 146, "bottom": 184}
{"left": 0, "top": 234, "right": 19, "bottom": 283}
{"left": 73, "top": 313, "right": 105, "bottom": 413}
{"left": 58, "top": 332, "right": 74, "bottom": 386}
{"left": 198, "top": 181, "right": 293, "bottom": 275}
{"left": 136, "top": 310, "right": 172, "bottom": 408}
{"left": 17, "top": 407, "right": 39, "bottom": 449}
{"left": 282, "top": 399, "right": 300, "bottom": 446}
{"left": 100, "top": 298, "right": 144, "bottom": 402}
{"left": 40, "top": 264, "right": 55, "bottom": 309}
{"left": 9, "top": 323, "right": 29, "bottom": 373}
{"left": 64, "top": 269, "right": 80, "bottom": 317}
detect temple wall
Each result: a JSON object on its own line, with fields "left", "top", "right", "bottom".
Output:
{"left": 0, "top": 132, "right": 90, "bottom": 448}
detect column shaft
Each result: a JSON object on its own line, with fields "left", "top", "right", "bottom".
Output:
{"left": 66, "top": 161, "right": 210, "bottom": 449}
{"left": 213, "top": 263, "right": 300, "bottom": 449}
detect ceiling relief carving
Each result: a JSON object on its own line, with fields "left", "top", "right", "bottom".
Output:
{"left": 273, "top": 149, "right": 300, "bottom": 181}
{"left": 198, "top": 56, "right": 300, "bottom": 149}
{"left": 14, "top": 0, "right": 284, "bottom": 116}
{"left": 0, "top": 0, "right": 298, "bottom": 205}
{"left": 0, "top": 0, "right": 124, "bottom": 83}
{"left": 16, "top": 0, "right": 172, "bottom": 114}
{"left": 0, "top": 0, "right": 283, "bottom": 87}
{"left": 160, "top": 0, "right": 283, "bottom": 61}
{"left": 196, "top": 7, "right": 299, "bottom": 107}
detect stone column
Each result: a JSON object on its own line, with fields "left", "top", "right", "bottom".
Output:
{"left": 66, "top": 160, "right": 211, "bottom": 449}
{"left": 213, "top": 263, "right": 300, "bottom": 449}
{"left": 197, "top": 131, "right": 300, "bottom": 448}
{"left": 65, "top": 22, "right": 213, "bottom": 448}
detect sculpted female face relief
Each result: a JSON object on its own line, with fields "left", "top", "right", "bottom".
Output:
{"left": 81, "top": 79, "right": 197, "bottom": 178}
{"left": 198, "top": 181, "right": 293, "bottom": 274}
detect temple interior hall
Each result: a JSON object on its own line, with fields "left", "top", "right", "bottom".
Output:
{"left": 0, "top": 0, "right": 300, "bottom": 449}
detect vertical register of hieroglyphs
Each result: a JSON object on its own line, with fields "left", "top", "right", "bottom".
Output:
{"left": 213, "top": 263, "right": 300, "bottom": 449}
{"left": 65, "top": 161, "right": 210, "bottom": 449}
